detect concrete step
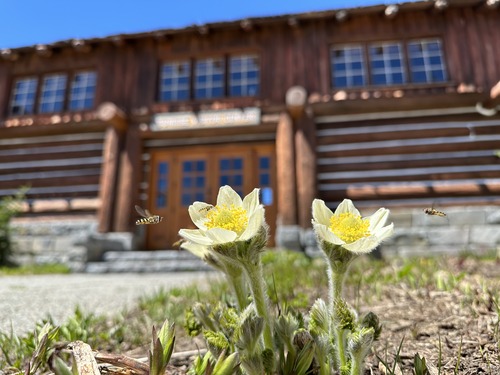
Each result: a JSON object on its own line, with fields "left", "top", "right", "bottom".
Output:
{"left": 86, "top": 250, "right": 213, "bottom": 273}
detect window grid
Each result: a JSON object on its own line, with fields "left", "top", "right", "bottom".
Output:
{"left": 9, "top": 77, "right": 38, "bottom": 115}
{"left": 159, "top": 61, "right": 191, "bottom": 102}
{"left": 408, "top": 39, "right": 447, "bottom": 84}
{"left": 181, "top": 160, "right": 206, "bottom": 206}
{"left": 195, "top": 58, "right": 225, "bottom": 99}
{"left": 156, "top": 162, "right": 169, "bottom": 208}
{"left": 229, "top": 55, "right": 260, "bottom": 97}
{"left": 39, "top": 74, "right": 68, "bottom": 113}
{"left": 69, "top": 71, "right": 97, "bottom": 110}
{"left": 219, "top": 157, "right": 244, "bottom": 196}
{"left": 331, "top": 45, "right": 367, "bottom": 88}
{"left": 369, "top": 42, "right": 406, "bottom": 85}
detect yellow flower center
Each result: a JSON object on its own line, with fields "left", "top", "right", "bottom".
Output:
{"left": 205, "top": 204, "right": 249, "bottom": 235}
{"left": 329, "top": 212, "right": 370, "bottom": 243}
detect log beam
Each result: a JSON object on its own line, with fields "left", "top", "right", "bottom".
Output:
{"left": 97, "top": 125, "right": 124, "bottom": 232}
{"left": 286, "top": 86, "right": 317, "bottom": 229}
{"left": 276, "top": 111, "right": 297, "bottom": 226}
{"left": 114, "top": 124, "right": 142, "bottom": 232}
{"left": 97, "top": 102, "right": 127, "bottom": 130}
{"left": 96, "top": 102, "right": 128, "bottom": 232}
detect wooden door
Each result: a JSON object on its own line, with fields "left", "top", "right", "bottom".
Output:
{"left": 146, "top": 144, "right": 276, "bottom": 249}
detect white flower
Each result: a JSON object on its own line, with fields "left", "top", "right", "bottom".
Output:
{"left": 312, "top": 199, "right": 393, "bottom": 253}
{"left": 179, "top": 185, "right": 265, "bottom": 246}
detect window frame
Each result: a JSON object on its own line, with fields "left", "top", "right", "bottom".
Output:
{"left": 330, "top": 37, "right": 448, "bottom": 89}
{"left": 8, "top": 69, "right": 98, "bottom": 117}
{"left": 157, "top": 52, "right": 261, "bottom": 103}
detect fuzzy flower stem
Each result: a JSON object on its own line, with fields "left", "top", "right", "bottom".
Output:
{"left": 350, "top": 355, "right": 363, "bottom": 375}
{"left": 224, "top": 262, "right": 249, "bottom": 311}
{"left": 243, "top": 260, "right": 274, "bottom": 351}
{"left": 322, "top": 244, "right": 355, "bottom": 370}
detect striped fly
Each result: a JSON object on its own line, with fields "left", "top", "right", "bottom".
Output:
{"left": 135, "top": 205, "right": 163, "bottom": 225}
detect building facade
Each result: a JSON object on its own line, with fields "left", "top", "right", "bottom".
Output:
{"left": 1, "top": 0, "right": 499, "bottom": 268}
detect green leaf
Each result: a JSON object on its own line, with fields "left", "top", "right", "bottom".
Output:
{"left": 212, "top": 351, "right": 240, "bottom": 375}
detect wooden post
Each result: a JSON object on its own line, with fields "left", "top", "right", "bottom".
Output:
{"left": 286, "top": 86, "right": 317, "bottom": 229}
{"left": 113, "top": 124, "right": 142, "bottom": 232}
{"left": 276, "top": 111, "right": 297, "bottom": 225}
{"left": 96, "top": 102, "right": 127, "bottom": 233}
{"left": 295, "top": 113, "right": 317, "bottom": 229}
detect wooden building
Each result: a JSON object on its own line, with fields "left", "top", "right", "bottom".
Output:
{"left": 0, "top": 0, "right": 499, "bottom": 258}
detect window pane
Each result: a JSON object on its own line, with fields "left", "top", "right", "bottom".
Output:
{"left": 195, "top": 58, "right": 225, "bottom": 99}
{"left": 69, "top": 71, "right": 97, "bottom": 110}
{"left": 156, "top": 162, "right": 169, "bottom": 208}
{"left": 38, "top": 74, "right": 67, "bottom": 113}
{"left": 229, "top": 54, "right": 259, "bottom": 97}
{"left": 369, "top": 42, "right": 406, "bottom": 86}
{"left": 159, "top": 61, "right": 191, "bottom": 101}
{"left": 181, "top": 159, "right": 206, "bottom": 206}
{"left": 407, "top": 39, "right": 447, "bottom": 83}
{"left": 330, "top": 45, "right": 366, "bottom": 88}
{"left": 9, "top": 77, "right": 38, "bottom": 115}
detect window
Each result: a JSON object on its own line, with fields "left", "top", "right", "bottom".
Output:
{"left": 181, "top": 159, "right": 206, "bottom": 206}
{"left": 69, "top": 71, "right": 97, "bottom": 110}
{"left": 9, "top": 77, "right": 38, "bottom": 115}
{"left": 331, "top": 45, "right": 366, "bottom": 88}
{"left": 195, "top": 58, "right": 225, "bottom": 99}
{"left": 408, "top": 39, "right": 447, "bottom": 83}
{"left": 39, "top": 74, "right": 67, "bottom": 113}
{"left": 159, "top": 53, "right": 260, "bottom": 102}
{"left": 330, "top": 38, "right": 447, "bottom": 88}
{"left": 229, "top": 55, "right": 260, "bottom": 96}
{"left": 369, "top": 42, "right": 406, "bottom": 85}
{"left": 8, "top": 70, "right": 97, "bottom": 116}
{"left": 159, "top": 61, "right": 191, "bottom": 101}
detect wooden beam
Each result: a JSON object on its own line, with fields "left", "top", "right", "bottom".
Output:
{"left": 114, "top": 124, "right": 142, "bottom": 232}
{"left": 1, "top": 48, "right": 19, "bottom": 61}
{"left": 35, "top": 44, "right": 52, "bottom": 57}
{"left": 295, "top": 113, "right": 317, "bottom": 229}
{"left": 97, "top": 125, "right": 124, "bottom": 232}
{"left": 97, "top": 102, "right": 127, "bottom": 130}
{"left": 276, "top": 112, "right": 297, "bottom": 225}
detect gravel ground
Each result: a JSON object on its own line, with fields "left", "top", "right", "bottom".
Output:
{"left": 0, "top": 272, "right": 218, "bottom": 336}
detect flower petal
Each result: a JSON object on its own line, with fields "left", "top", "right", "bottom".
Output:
{"left": 188, "top": 202, "right": 211, "bottom": 229}
{"left": 375, "top": 223, "right": 394, "bottom": 243}
{"left": 180, "top": 242, "right": 209, "bottom": 258}
{"left": 240, "top": 206, "right": 264, "bottom": 241}
{"left": 367, "top": 208, "right": 390, "bottom": 232}
{"left": 217, "top": 185, "right": 243, "bottom": 207}
{"left": 312, "top": 199, "right": 334, "bottom": 226}
{"left": 343, "top": 235, "right": 380, "bottom": 254}
{"left": 179, "top": 228, "right": 213, "bottom": 246}
{"left": 205, "top": 227, "right": 238, "bottom": 244}
{"left": 334, "top": 199, "right": 361, "bottom": 217}
{"left": 242, "top": 188, "right": 260, "bottom": 213}
{"left": 313, "top": 222, "right": 345, "bottom": 245}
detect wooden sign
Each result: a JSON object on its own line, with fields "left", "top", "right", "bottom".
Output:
{"left": 151, "top": 107, "right": 261, "bottom": 130}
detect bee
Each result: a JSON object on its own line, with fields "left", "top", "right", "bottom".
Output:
{"left": 198, "top": 205, "right": 214, "bottom": 213}
{"left": 423, "top": 207, "right": 447, "bottom": 217}
{"left": 135, "top": 205, "right": 163, "bottom": 225}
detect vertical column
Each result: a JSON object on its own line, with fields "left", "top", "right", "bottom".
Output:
{"left": 275, "top": 111, "right": 297, "bottom": 226}
{"left": 114, "top": 123, "right": 142, "bottom": 232}
{"left": 96, "top": 102, "right": 127, "bottom": 233}
{"left": 286, "top": 86, "right": 317, "bottom": 229}
{"left": 294, "top": 113, "right": 317, "bottom": 229}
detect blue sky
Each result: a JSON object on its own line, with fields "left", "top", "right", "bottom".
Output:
{"left": 0, "top": 0, "right": 405, "bottom": 49}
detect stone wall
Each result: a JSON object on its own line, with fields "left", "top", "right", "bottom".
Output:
{"left": 9, "top": 216, "right": 133, "bottom": 272}
{"left": 297, "top": 206, "right": 500, "bottom": 257}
